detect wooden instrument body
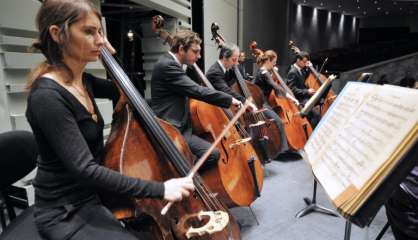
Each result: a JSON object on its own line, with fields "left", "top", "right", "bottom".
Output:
{"left": 304, "top": 71, "right": 336, "bottom": 116}
{"left": 189, "top": 99, "right": 264, "bottom": 207}
{"left": 267, "top": 90, "right": 312, "bottom": 150}
{"left": 231, "top": 80, "right": 264, "bottom": 109}
{"left": 230, "top": 80, "right": 282, "bottom": 160}
{"left": 99, "top": 45, "right": 241, "bottom": 239}
{"left": 102, "top": 103, "right": 241, "bottom": 240}
{"left": 151, "top": 15, "right": 263, "bottom": 210}
{"left": 288, "top": 40, "right": 336, "bottom": 116}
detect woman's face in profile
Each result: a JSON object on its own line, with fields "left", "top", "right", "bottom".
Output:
{"left": 64, "top": 11, "right": 104, "bottom": 63}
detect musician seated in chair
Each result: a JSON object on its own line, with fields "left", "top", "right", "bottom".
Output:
{"left": 253, "top": 50, "right": 309, "bottom": 158}
{"left": 287, "top": 51, "right": 321, "bottom": 128}
{"left": 206, "top": 44, "right": 290, "bottom": 159}
{"left": 385, "top": 165, "right": 418, "bottom": 240}
{"left": 150, "top": 30, "right": 243, "bottom": 171}
{"left": 26, "top": 1, "right": 194, "bottom": 239}
{"left": 237, "top": 51, "right": 252, "bottom": 81}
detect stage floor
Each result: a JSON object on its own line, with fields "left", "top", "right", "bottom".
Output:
{"left": 231, "top": 159, "right": 395, "bottom": 240}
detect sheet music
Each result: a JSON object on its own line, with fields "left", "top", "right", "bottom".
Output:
{"left": 307, "top": 83, "right": 418, "bottom": 200}
{"left": 305, "top": 82, "right": 377, "bottom": 165}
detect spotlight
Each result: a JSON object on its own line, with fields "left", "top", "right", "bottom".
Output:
{"left": 127, "top": 29, "right": 134, "bottom": 42}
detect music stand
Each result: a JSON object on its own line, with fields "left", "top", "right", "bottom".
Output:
{"left": 296, "top": 94, "right": 339, "bottom": 218}
{"left": 295, "top": 175, "right": 339, "bottom": 218}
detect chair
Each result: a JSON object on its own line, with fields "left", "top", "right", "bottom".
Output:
{"left": 0, "top": 205, "right": 43, "bottom": 240}
{"left": 0, "top": 130, "right": 37, "bottom": 229}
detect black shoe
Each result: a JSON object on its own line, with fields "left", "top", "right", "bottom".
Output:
{"left": 274, "top": 150, "right": 302, "bottom": 161}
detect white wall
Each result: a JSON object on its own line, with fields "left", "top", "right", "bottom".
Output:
{"left": 203, "top": 0, "right": 238, "bottom": 71}
{"left": 0, "top": 0, "right": 111, "bottom": 132}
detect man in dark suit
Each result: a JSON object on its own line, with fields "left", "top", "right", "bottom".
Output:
{"left": 206, "top": 43, "right": 247, "bottom": 104}
{"left": 151, "top": 30, "right": 242, "bottom": 169}
{"left": 238, "top": 52, "right": 251, "bottom": 80}
{"left": 386, "top": 166, "right": 418, "bottom": 240}
{"left": 287, "top": 51, "right": 316, "bottom": 104}
{"left": 287, "top": 51, "right": 320, "bottom": 128}
{"left": 206, "top": 44, "right": 292, "bottom": 161}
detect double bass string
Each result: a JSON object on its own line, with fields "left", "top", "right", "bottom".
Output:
{"left": 101, "top": 47, "right": 226, "bottom": 212}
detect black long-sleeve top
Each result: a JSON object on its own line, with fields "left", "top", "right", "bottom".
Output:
{"left": 254, "top": 69, "right": 286, "bottom": 97}
{"left": 26, "top": 73, "right": 164, "bottom": 208}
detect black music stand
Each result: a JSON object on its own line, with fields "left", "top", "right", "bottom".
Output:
{"left": 342, "top": 139, "right": 418, "bottom": 239}
{"left": 296, "top": 81, "right": 339, "bottom": 219}
{"left": 343, "top": 220, "right": 391, "bottom": 240}
{"left": 295, "top": 174, "right": 339, "bottom": 218}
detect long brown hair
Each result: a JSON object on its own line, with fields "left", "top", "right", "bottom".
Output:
{"left": 256, "top": 50, "right": 277, "bottom": 67}
{"left": 27, "top": 0, "right": 101, "bottom": 89}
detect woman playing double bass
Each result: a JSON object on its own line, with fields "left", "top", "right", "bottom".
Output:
{"left": 26, "top": 1, "right": 193, "bottom": 239}
{"left": 253, "top": 49, "right": 312, "bottom": 151}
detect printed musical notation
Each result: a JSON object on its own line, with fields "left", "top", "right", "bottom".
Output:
{"left": 305, "top": 82, "right": 418, "bottom": 201}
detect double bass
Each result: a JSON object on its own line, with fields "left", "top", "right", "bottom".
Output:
{"left": 288, "top": 40, "right": 336, "bottom": 116}
{"left": 210, "top": 22, "right": 282, "bottom": 163}
{"left": 250, "top": 41, "right": 313, "bottom": 150}
{"left": 100, "top": 46, "right": 241, "bottom": 239}
{"left": 152, "top": 15, "right": 263, "bottom": 208}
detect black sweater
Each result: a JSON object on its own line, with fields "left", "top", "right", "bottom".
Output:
{"left": 254, "top": 69, "right": 286, "bottom": 97}
{"left": 26, "top": 73, "right": 164, "bottom": 208}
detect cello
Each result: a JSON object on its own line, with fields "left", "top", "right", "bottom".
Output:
{"left": 151, "top": 15, "right": 263, "bottom": 208}
{"left": 210, "top": 22, "right": 282, "bottom": 163}
{"left": 288, "top": 40, "right": 336, "bottom": 116}
{"left": 250, "top": 41, "right": 313, "bottom": 150}
{"left": 100, "top": 46, "right": 241, "bottom": 239}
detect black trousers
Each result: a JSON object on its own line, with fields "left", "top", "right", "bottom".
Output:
{"left": 182, "top": 127, "right": 220, "bottom": 171}
{"left": 262, "top": 105, "right": 289, "bottom": 154}
{"left": 306, "top": 108, "right": 321, "bottom": 129}
{"left": 385, "top": 186, "right": 418, "bottom": 240}
{"left": 34, "top": 198, "right": 138, "bottom": 240}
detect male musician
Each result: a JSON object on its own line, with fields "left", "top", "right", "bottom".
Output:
{"left": 206, "top": 44, "right": 246, "bottom": 103}
{"left": 237, "top": 52, "right": 251, "bottom": 80}
{"left": 287, "top": 51, "right": 316, "bottom": 104}
{"left": 151, "top": 30, "right": 242, "bottom": 170}
{"left": 206, "top": 44, "right": 291, "bottom": 159}
{"left": 287, "top": 51, "right": 320, "bottom": 128}
{"left": 385, "top": 166, "right": 418, "bottom": 240}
